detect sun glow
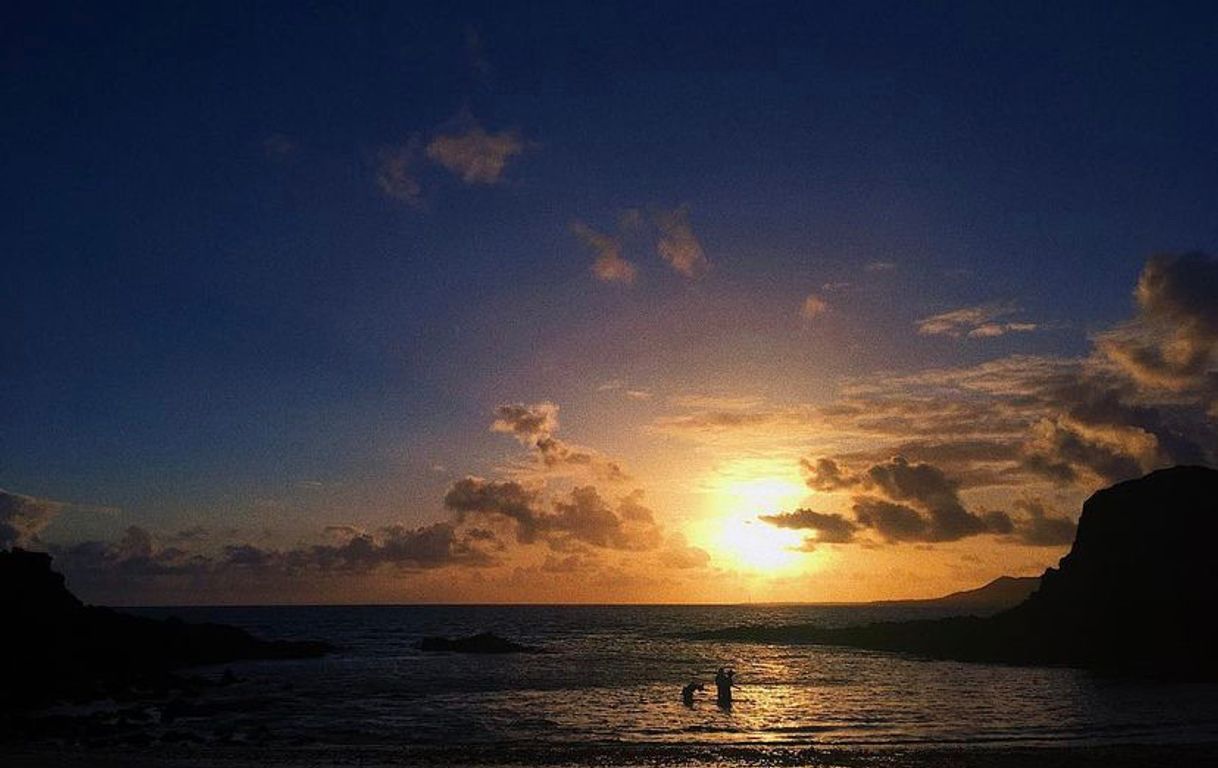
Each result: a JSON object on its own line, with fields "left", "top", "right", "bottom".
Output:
{"left": 702, "top": 470, "right": 811, "bottom": 572}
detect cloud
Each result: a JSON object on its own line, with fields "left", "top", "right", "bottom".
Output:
{"left": 491, "top": 402, "right": 627, "bottom": 481}
{"left": 278, "top": 522, "right": 498, "bottom": 571}
{"left": 917, "top": 302, "right": 1040, "bottom": 338}
{"left": 0, "top": 489, "right": 64, "bottom": 548}
{"left": 657, "top": 534, "right": 712, "bottom": 569}
{"left": 801, "top": 294, "right": 829, "bottom": 321}
{"left": 56, "top": 521, "right": 499, "bottom": 583}
{"left": 425, "top": 123, "right": 524, "bottom": 185}
{"left": 376, "top": 141, "right": 423, "bottom": 205}
{"left": 654, "top": 207, "right": 708, "bottom": 278}
{"left": 859, "top": 456, "right": 1010, "bottom": 541}
{"left": 801, "top": 456, "right": 1013, "bottom": 543}
{"left": 852, "top": 499, "right": 932, "bottom": 542}
{"left": 571, "top": 222, "right": 637, "bottom": 284}
{"left": 551, "top": 487, "right": 662, "bottom": 551}
{"left": 492, "top": 401, "right": 560, "bottom": 444}
{"left": 444, "top": 477, "right": 544, "bottom": 542}
{"left": 1096, "top": 252, "right": 1218, "bottom": 395}
{"left": 865, "top": 261, "right": 896, "bottom": 272}
{"left": 444, "top": 477, "right": 662, "bottom": 552}
{"left": 1009, "top": 498, "right": 1077, "bottom": 546}
{"left": 758, "top": 508, "right": 858, "bottom": 543}
{"left": 801, "top": 458, "right": 862, "bottom": 492}
{"left": 1020, "top": 415, "right": 1154, "bottom": 485}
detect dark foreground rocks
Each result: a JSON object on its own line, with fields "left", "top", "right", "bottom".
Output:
{"left": 0, "top": 548, "right": 331, "bottom": 714}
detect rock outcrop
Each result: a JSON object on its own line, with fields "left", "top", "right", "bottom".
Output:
{"left": 0, "top": 548, "right": 332, "bottom": 711}
{"left": 416, "top": 632, "right": 542, "bottom": 654}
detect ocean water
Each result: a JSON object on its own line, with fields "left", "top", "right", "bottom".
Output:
{"left": 118, "top": 604, "right": 1218, "bottom": 752}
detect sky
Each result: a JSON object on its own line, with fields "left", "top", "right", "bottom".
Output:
{"left": 2, "top": 1, "right": 1216, "bottom": 605}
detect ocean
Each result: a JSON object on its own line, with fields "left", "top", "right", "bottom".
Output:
{"left": 78, "top": 603, "right": 1218, "bottom": 757}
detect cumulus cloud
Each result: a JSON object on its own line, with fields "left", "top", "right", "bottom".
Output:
{"left": 425, "top": 123, "right": 524, "bottom": 185}
{"left": 444, "top": 477, "right": 544, "bottom": 542}
{"left": 492, "top": 401, "right": 560, "bottom": 444}
{"left": 858, "top": 456, "right": 1011, "bottom": 541}
{"left": 800, "top": 456, "right": 1013, "bottom": 543}
{"left": 571, "top": 222, "right": 637, "bottom": 284}
{"left": 55, "top": 521, "right": 499, "bottom": 584}
{"left": 444, "top": 477, "right": 662, "bottom": 552}
{"left": 917, "top": 302, "right": 1039, "bottom": 338}
{"left": 657, "top": 533, "right": 712, "bottom": 569}
{"left": 491, "top": 402, "right": 627, "bottom": 481}
{"left": 1096, "top": 252, "right": 1218, "bottom": 396}
{"left": 654, "top": 207, "right": 708, "bottom": 278}
{"left": 801, "top": 294, "right": 829, "bottom": 321}
{"left": 0, "top": 489, "right": 64, "bottom": 548}
{"left": 801, "top": 458, "right": 862, "bottom": 492}
{"left": 758, "top": 508, "right": 858, "bottom": 543}
{"left": 375, "top": 141, "right": 423, "bottom": 205}
{"left": 852, "top": 499, "right": 932, "bottom": 542}
{"left": 1009, "top": 498, "right": 1077, "bottom": 546}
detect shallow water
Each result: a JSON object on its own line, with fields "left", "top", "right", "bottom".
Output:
{"left": 119, "top": 604, "right": 1218, "bottom": 750}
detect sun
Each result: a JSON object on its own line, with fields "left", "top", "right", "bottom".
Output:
{"left": 701, "top": 470, "right": 811, "bottom": 573}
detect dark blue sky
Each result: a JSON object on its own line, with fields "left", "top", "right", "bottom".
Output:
{"left": 3, "top": 1, "right": 1216, "bottom": 591}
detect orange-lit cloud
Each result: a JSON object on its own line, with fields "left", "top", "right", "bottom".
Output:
{"left": 654, "top": 206, "right": 709, "bottom": 278}
{"left": 917, "top": 302, "right": 1039, "bottom": 338}
{"left": 571, "top": 221, "right": 637, "bottom": 284}
{"left": 426, "top": 122, "right": 524, "bottom": 184}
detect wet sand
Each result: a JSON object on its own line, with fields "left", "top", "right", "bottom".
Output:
{"left": 3, "top": 742, "right": 1217, "bottom": 767}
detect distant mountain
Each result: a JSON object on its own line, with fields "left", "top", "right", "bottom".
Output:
{"left": 0, "top": 548, "right": 331, "bottom": 712}
{"left": 692, "top": 466, "right": 1218, "bottom": 679}
{"left": 873, "top": 575, "right": 1040, "bottom": 615}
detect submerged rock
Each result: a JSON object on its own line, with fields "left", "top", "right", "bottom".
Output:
{"left": 416, "top": 632, "right": 542, "bottom": 654}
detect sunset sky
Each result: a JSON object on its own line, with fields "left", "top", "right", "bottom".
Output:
{"left": 3, "top": 2, "right": 1216, "bottom": 605}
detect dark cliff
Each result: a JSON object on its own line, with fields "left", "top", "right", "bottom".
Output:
{"left": 0, "top": 548, "right": 332, "bottom": 710}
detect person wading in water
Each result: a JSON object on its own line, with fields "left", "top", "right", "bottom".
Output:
{"left": 714, "top": 667, "right": 735, "bottom": 707}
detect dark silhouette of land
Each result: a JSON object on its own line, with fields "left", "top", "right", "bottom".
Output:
{"left": 415, "top": 632, "right": 543, "bottom": 654}
{"left": 870, "top": 575, "right": 1040, "bottom": 615}
{"left": 691, "top": 466, "right": 1218, "bottom": 679}
{"left": 0, "top": 548, "right": 331, "bottom": 714}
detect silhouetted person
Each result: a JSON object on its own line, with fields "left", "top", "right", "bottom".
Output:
{"left": 714, "top": 667, "right": 735, "bottom": 707}
{"left": 681, "top": 681, "right": 703, "bottom": 706}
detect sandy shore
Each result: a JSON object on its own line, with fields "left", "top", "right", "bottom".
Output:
{"left": 3, "top": 742, "right": 1218, "bottom": 767}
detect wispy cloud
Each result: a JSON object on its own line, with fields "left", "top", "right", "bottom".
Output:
{"left": 800, "top": 294, "right": 829, "bottom": 320}
{"left": 917, "top": 302, "right": 1040, "bottom": 338}
{"left": 375, "top": 141, "right": 423, "bottom": 206}
{"left": 865, "top": 261, "right": 897, "bottom": 272}
{"left": 1, "top": 489, "right": 65, "bottom": 548}
{"left": 654, "top": 207, "right": 709, "bottom": 278}
{"left": 571, "top": 222, "right": 637, "bottom": 284}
